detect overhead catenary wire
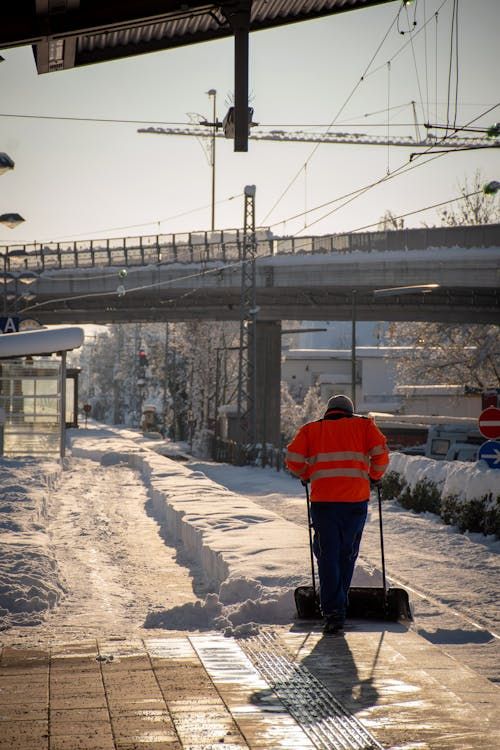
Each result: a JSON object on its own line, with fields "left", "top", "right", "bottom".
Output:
{"left": 270, "top": 148, "right": 447, "bottom": 231}
{"left": 2, "top": 109, "right": 481, "bottom": 130}
{"left": 290, "top": 153, "right": 449, "bottom": 235}
{"left": 270, "top": 100, "right": 500, "bottom": 232}
{"left": 335, "top": 188, "right": 482, "bottom": 235}
{"left": 386, "top": 61, "right": 391, "bottom": 174}
{"left": 434, "top": 10, "right": 439, "bottom": 126}
{"left": 445, "top": 0, "right": 458, "bottom": 134}
{"left": 259, "top": 2, "right": 402, "bottom": 226}
{"left": 5, "top": 193, "right": 243, "bottom": 245}
{"left": 293, "top": 123, "right": 497, "bottom": 233}
{"left": 409, "top": 100, "right": 500, "bottom": 160}
{"left": 405, "top": 1, "right": 427, "bottom": 132}
{"left": 423, "top": 0, "right": 430, "bottom": 124}
{"left": 366, "top": 0, "right": 449, "bottom": 80}
{"left": 453, "top": 0, "right": 460, "bottom": 128}
{"left": 259, "top": 0, "right": 456, "bottom": 229}
{"left": 0, "top": 112, "right": 192, "bottom": 126}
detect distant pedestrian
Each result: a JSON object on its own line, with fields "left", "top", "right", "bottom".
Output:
{"left": 286, "top": 394, "right": 389, "bottom": 633}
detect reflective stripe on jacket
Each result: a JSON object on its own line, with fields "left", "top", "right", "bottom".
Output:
{"left": 285, "top": 411, "right": 389, "bottom": 502}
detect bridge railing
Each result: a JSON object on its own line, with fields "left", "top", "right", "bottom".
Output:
{"left": 2, "top": 223, "right": 498, "bottom": 272}
{"left": 270, "top": 223, "right": 500, "bottom": 254}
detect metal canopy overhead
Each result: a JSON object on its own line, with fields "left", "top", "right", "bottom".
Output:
{"left": 1, "top": 0, "right": 392, "bottom": 151}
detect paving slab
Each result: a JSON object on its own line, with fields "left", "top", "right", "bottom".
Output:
{"left": 276, "top": 625, "right": 500, "bottom": 750}
{"left": 1, "top": 627, "right": 499, "bottom": 749}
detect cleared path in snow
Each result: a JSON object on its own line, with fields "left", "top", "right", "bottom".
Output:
{"left": 189, "top": 460, "right": 500, "bottom": 684}
{"left": 4, "top": 457, "right": 199, "bottom": 645}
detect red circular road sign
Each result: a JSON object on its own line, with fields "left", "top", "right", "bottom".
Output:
{"left": 478, "top": 406, "right": 500, "bottom": 439}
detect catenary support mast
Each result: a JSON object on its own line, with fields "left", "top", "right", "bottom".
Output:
{"left": 236, "top": 185, "right": 258, "bottom": 448}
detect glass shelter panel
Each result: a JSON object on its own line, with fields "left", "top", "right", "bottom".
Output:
{"left": 0, "top": 358, "right": 62, "bottom": 456}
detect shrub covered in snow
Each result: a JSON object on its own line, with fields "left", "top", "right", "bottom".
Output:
{"left": 380, "top": 471, "right": 406, "bottom": 502}
{"left": 382, "top": 453, "right": 500, "bottom": 538}
{"left": 399, "top": 478, "right": 442, "bottom": 515}
{"left": 441, "top": 493, "right": 500, "bottom": 537}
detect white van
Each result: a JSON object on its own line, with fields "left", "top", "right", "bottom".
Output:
{"left": 425, "top": 424, "right": 482, "bottom": 461}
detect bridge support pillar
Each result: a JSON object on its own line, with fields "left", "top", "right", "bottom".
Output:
{"left": 249, "top": 320, "right": 281, "bottom": 448}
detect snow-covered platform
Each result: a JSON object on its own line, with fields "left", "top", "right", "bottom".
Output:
{"left": 1, "top": 424, "right": 499, "bottom": 748}
{"left": 1, "top": 628, "right": 499, "bottom": 750}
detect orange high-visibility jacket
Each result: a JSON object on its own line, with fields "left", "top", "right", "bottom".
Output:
{"left": 286, "top": 411, "right": 389, "bottom": 502}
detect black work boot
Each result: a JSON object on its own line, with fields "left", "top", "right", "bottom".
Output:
{"left": 323, "top": 613, "right": 345, "bottom": 634}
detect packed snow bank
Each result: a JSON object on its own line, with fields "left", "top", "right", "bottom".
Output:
{"left": 0, "top": 458, "right": 65, "bottom": 630}
{"left": 389, "top": 452, "right": 500, "bottom": 500}
{"left": 69, "top": 428, "right": 308, "bottom": 588}
{"left": 387, "top": 452, "right": 500, "bottom": 537}
{"left": 69, "top": 429, "right": 307, "bottom": 634}
{"left": 68, "top": 426, "right": 379, "bottom": 636}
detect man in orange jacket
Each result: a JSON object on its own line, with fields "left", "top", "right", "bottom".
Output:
{"left": 286, "top": 394, "right": 389, "bottom": 633}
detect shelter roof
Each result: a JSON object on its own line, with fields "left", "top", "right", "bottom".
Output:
{"left": 1, "top": 0, "right": 392, "bottom": 73}
{"left": 0, "top": 326, "right": 84, "bottom": 359}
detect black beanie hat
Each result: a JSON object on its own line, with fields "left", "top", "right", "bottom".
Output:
{"left": 326, "top": 394, "right": 354, "bottom": 414}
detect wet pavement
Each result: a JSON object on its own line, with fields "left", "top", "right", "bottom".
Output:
{"left": 1, "top": 625, "right": 499, "bottom": 750}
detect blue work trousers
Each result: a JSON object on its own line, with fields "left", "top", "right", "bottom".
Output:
{"left": 310, "top": 500, "right": 368, "bottom": 618}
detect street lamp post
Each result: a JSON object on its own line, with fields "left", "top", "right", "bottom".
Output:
{"left": 207, "top": 89, "right": 217, "bottom": 232}
{"left": 351, "top": 290, "right": 357, "bottom": 410}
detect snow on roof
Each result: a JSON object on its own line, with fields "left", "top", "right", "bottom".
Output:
{"left": 0, "top": 326, "right": 84, "bottom": 358}
{"left": 258, "top": 245, "right": 500, "bottom": 266}
{"left": 284, "top": 346, "right": 410, "bottom": 360}
{"left": 397, "top": 385, "right": 473, "bottom": 396}
{"left": 370, "top": 412, "right": 478, "bottom": 427}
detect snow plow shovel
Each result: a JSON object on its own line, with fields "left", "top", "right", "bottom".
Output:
{"left": 294, "top": 483, "right": 412, "bottom": 622}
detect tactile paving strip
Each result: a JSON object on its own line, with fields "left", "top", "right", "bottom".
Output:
{"left": 242, "top": 631, "right": 384, "bottom": 750}
{"left": 190, "top": 634, "right": 316, "bottom": 749}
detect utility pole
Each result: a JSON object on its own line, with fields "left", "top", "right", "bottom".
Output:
{"left": 351, "top": 290, "right": 357, "bottom": 411}
{"left": 163, "top": 322, "right": 169, "bottom": 424}
{"left": 207, "top": 89, "right": 217, "bottom": 231}
{"left": 236, "top": 185, "right": 258, "bottom": 450}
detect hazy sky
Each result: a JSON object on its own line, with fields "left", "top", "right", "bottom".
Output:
{"left": 0, "top": 0, "right": 499, "bottom": 245}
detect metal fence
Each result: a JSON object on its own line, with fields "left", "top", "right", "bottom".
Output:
{"left": 2, "top": 223, "right": 498, "bottom": 273}
{"left": 213, "top": 436, "right": 286, "bottom": 471}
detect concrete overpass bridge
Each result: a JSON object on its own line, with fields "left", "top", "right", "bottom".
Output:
{"left": 5, "top": 223, "right": 500, "bottom": 325}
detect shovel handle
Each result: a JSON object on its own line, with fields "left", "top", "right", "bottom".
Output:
{"left": 377, "top": 484, "right": 388, "bottom": 606}
{"left": 304, "top": 482, "right": 317, "bottom": 602}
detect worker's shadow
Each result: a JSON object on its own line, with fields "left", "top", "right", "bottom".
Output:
{"left": 249, "top": 631, "right": 381, "bottom": 723}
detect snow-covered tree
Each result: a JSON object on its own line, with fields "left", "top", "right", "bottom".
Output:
{"left": 385, "top": 172, "right": 500, "bottom": 389}
{"left": 280, "top": 383, "right": 326, "bottom": 440}
{"left": 280, "top": 382, "right": 303, "bottom": 441}
{"left": 172, "top": 320, "right": 239, "bottom": 452}
{"left": 386, "top": 322, "right": 500, "bottom": 388}
{"left": 76, "top": 320, "right": 240, "bottom": 453}
{"left": 301, "top": 386, "right": 324, "bottom": 423}
{"left": 378, "top": 210, "right": 404, "bottom": 230}
{"left": 439, "top": 170, "right": 500, "bottom": 226}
